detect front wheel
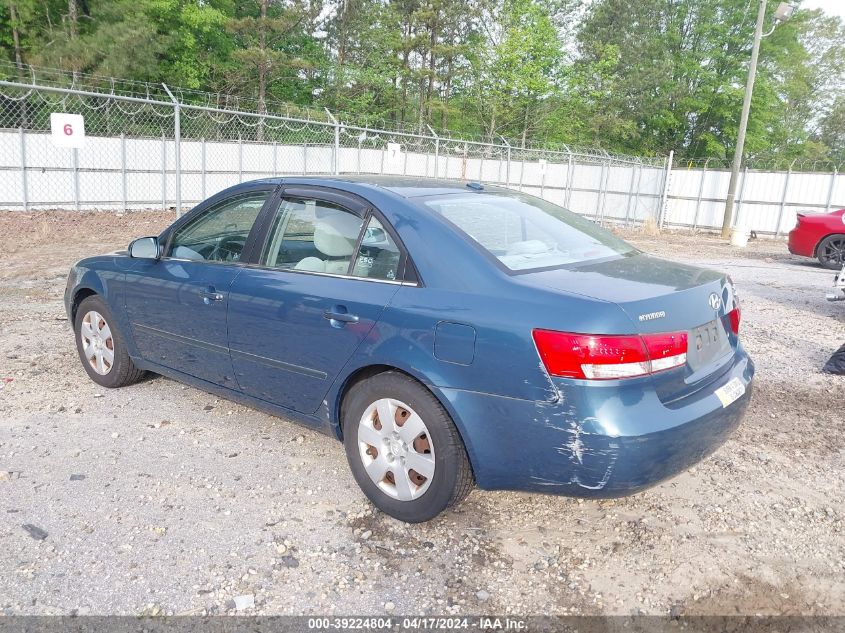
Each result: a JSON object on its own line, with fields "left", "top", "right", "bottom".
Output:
{"left": 74, "top": 295, "right": 146, "bottom": 388}
{"left": 817, "top": 234, "right": 845, "bottom": 270}
{"left": 342, "top": 371, "right": 474, "bottom": 523}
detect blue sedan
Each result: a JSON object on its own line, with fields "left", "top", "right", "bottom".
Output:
{"left": 65, "top": 176, "right": 753, "bottom": 522}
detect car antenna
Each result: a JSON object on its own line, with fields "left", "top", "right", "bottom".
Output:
{"left": 465, "top": 182, "right": 484, "bottom": 191}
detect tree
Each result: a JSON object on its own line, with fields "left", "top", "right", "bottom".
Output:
{"left": 145, "top": 0, "right": 235, "bottom": 92}
{"left": 228, "top": 1, "right": 307, "bottom": 110}
{"left": 765, "top": 9, "right": 845, "bottom": 163}
{"left": 34, "top": 0, "right": 164, "bottom": 79}
{"left": 467, "top": 0, "right": 561, "bottom": 143}
{"left": 6, "top": 1, "right": 24, "bottom": 71}
{"left": 817, "top": 97, "right": 845, "bottom": 165}
{"left": 1, "top": 0, "right": 843, "bottom": 167}
{"left": 573, "top": 0, "right": 845, "bottom": 161}
{"left": 323, "top": 0, "right": 403, "bottom": 125}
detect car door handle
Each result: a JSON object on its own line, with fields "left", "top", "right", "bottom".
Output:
{"left": 200, "top": 289, "right": 224, "bottom": 304}
{"left": 323, "top": 309, "right": 359, "bottom": 324}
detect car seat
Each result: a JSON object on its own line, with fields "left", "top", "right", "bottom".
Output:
{"left": 295, "top": 210, "right": 362, "bottom": 274}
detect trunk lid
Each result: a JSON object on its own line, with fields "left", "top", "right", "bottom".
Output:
{"left": 521, "top": 253, "right": 738, "bottom": 402}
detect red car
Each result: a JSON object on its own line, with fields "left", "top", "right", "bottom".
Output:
{"left": 788, "top": 208, "right": 845, "bottom": 269}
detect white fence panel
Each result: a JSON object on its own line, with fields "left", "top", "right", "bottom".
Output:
{"left": 1, "top": 124, "right": 840, "bottom": 234}
{"left": 830, "top": 173, "right": 845, "bottom": 208}
{"left": 2, "top": 79, "right": 842, "bottom": 233}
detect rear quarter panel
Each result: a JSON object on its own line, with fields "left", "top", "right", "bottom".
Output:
{"left": 328, "top": 280, "right": 640, "bottom": 469}
{"left": 817, "top": 212, "right": 845, "bottom": 252}
{"left": 793, "top": 211, "right": 845, "bottom": 257}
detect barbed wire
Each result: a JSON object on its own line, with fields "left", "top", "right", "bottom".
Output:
{"left": 0, "top": 61, "right": 337, "bottom": 125}
{"left": 0, "top": 61, "right": 672, "bottom": 167}
{"left": 675, "top": 156, "right": 843, "bottom": 173}
{"left": 1, "top": 61, "right": 839, "bottom": 175}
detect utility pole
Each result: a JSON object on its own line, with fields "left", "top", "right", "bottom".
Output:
{"left": 721, "top": 1, "right": 794, "bottom": 238}
{"left": 721, "top": 0, "right": 767, "bottom": 238}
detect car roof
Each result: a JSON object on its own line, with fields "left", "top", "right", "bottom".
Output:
{"left": 248, "top": 175, "right": 509, "bottom": 199}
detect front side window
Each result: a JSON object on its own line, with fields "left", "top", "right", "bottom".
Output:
{"left": 168, "top": 191, "right": 269, "bottom": 262}
{"left": 422, "top": 192, "right": 636, "bottom": 272}
{"left": 261, "top": 197, "right": 364, "bottom": 275}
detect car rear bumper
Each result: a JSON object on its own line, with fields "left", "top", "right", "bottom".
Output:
{"left": 433, "top": 351, "right": 754, "bottom": 496}
{"left": 788, "top": 227, "right": 815, "bottom": 257}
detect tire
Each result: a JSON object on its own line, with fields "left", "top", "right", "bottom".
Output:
{"left": 817, "top": 234, "right": 845, "bottom": 270}
{"left": 342, "top": 371, "right": 474, "bottom": 523}
{"left": 73, "top": 295, "right": 145, "bottom": 388}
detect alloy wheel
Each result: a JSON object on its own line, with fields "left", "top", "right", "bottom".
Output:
{"left": 79, "top": 310, "right": 115, "bottom": 375}
{"left": 821, "top": 237, "right": 845, "bottom": 267}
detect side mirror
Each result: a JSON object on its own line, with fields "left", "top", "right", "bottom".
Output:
{"left": 129, "top": 236, "right": 160, "bottom": 259}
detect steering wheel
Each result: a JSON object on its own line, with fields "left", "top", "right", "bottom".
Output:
{"left": 210, "top": 236, "right": 245, "bottom": 262}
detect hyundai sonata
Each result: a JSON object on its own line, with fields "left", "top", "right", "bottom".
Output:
{"left": 65, "top": 176, "right": 753, "bottom": 522}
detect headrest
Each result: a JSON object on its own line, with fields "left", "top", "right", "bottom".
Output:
{"left": 314, "top": 211, "right": 361, "bottom": 257}
{"left": 294, "top": 256, "right": 326, "bottom": 272}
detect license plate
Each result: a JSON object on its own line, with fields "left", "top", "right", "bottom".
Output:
{"left": 715, "top": 377, "right": 745, "bottom": 408}
{"left": 688, "top": 320, "right": 731, "bottom": 371}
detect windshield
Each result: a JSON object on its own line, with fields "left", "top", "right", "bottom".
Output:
{"left": 422, "top": 192, "right": 637, "bottom": 272}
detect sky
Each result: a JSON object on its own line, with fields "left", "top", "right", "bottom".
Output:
{"left": 800, "top": 0, "right": 845, "bottom": 19}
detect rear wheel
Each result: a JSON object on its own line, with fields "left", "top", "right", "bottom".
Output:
{"left": 342, "top": 371, "right": 473, "bottom": 523}
{"left": 817, "top": 234, "right": 845, "bottom": 270}
{"left": 74, "top": 295, "right": 145, "bottom": 388}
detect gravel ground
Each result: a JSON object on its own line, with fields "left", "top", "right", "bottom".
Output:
{"left": 0, "top": 211, "right": 843, "bottom": 617}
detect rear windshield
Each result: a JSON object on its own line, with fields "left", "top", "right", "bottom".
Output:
{"left": 422, "top": 192, "right": 636, "bottom": 272}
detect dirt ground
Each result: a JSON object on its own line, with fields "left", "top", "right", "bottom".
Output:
{"left": 0, "top": 210, "right": 842, "bottom": 617}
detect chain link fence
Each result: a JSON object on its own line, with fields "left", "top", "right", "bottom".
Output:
{"left": 2, "top": 64, "right": 842, "bottom": 235}
{"left": 0, "top": 64, "right": 670, "bottom": 228}
{"left": 667, "top": 157, "right": 845, "bottom": 236}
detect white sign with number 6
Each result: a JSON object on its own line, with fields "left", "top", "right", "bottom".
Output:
{"left": 50, "top": 113, "right": 86, "bottom": 148}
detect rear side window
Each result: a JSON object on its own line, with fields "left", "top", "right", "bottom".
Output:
{"left": 352, "top": 216, "right": 402, "bottom": 281}
{"left": 262, "top": 198, "right": 405, "bottom": 282}
{"left": 262, "top": 197, "right": 363, "bottom": 275}
{"left": 423, "top": 192, "right": 636, "bottom": 272}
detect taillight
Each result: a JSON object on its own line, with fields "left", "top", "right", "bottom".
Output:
{"left": 727, "top": 305, "right": 741, "bottom": 335}
{"left": 532, "top": 329, "right": 688, "bottom": 380}
{"left": 645, "top": 332, "right": 689, "bottom": 372}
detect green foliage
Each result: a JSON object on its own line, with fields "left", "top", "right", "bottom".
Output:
{"left": 569, "top": 0, "right": 845, "bottom": 162}
{"left": 0, "top": 0, "right": 843, "bottom": 164}
{"left": 465, "top": 0, "right": 561, "bottom": 143}
{"left": 148, "top": 0, "right": 235, "bottom": 90}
